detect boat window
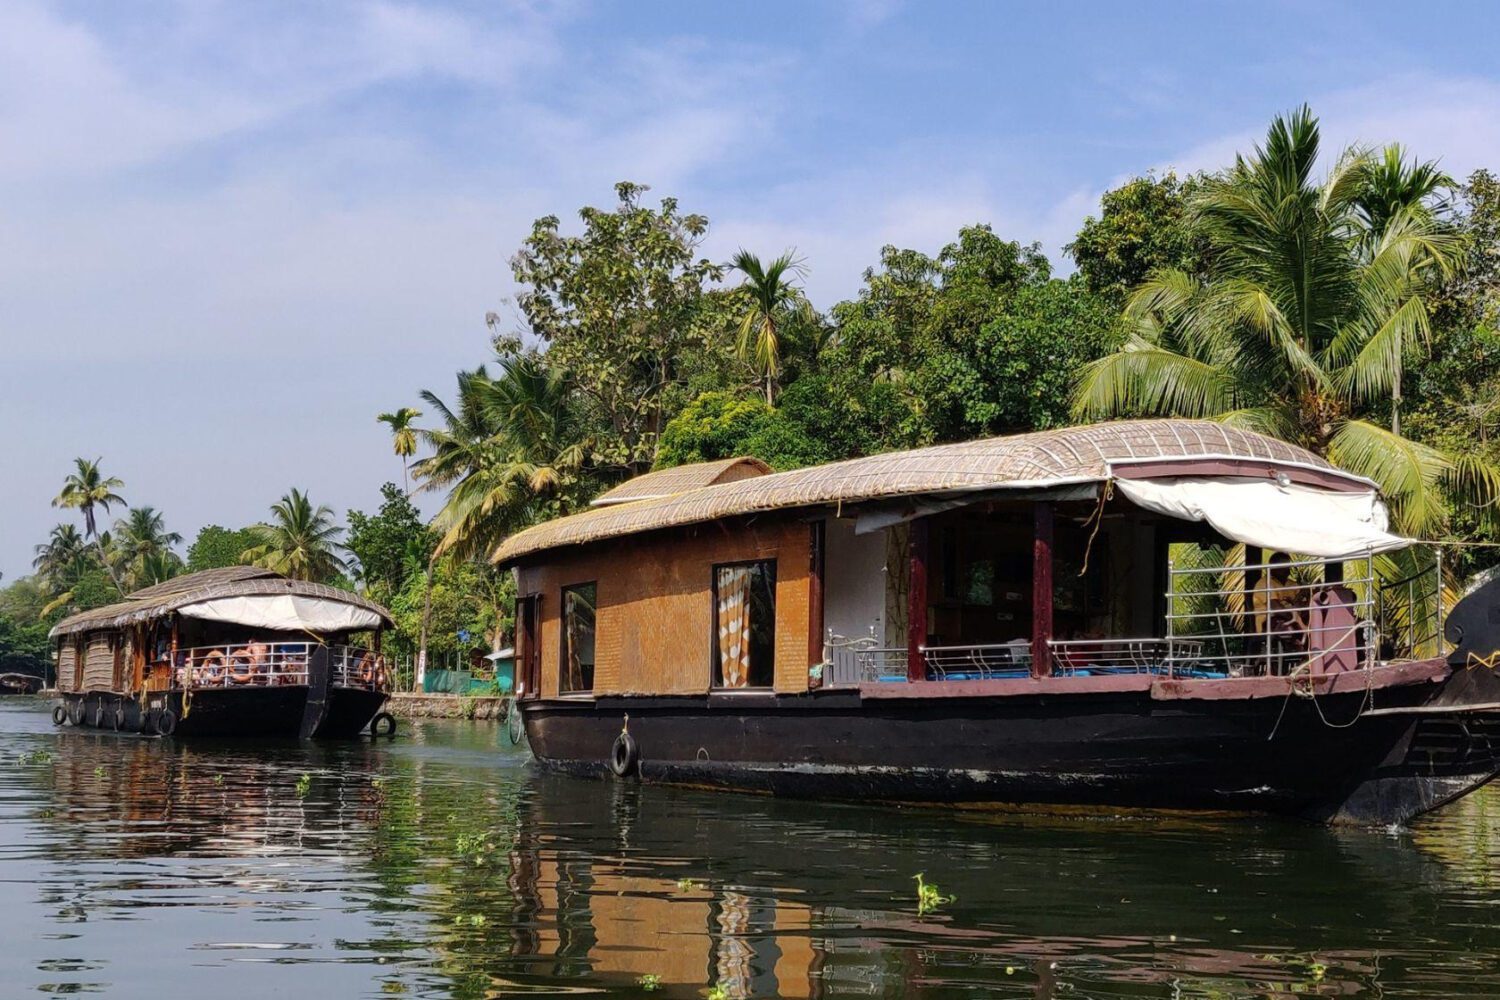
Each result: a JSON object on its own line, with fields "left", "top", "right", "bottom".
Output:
{"left": 713, "top": 560, "right": 777, "bottom": 689}
{"left": 560, "top": 583, "right": 596, "bottom": 694}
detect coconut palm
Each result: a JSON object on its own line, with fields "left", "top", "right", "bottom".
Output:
{"left": 408, "top": 356, "right": 587, "bottom": 680}
{"left": 32, "top": 524, "right": 88, "bottom": 583}
{"left": 114, "top": 507, "right": 183, "bottom": 590}
{"left": 1073, "top": 107, "right": 1495, "bottom": 536}
{"left": 414, "top": 356, "right": 585, "bottom": 560}
{"left": 1354, "top": 145, "right": 1454, "bottom": 434}
{"left": 730, "top": 249, "right": 812, "bottom": 404}
{"left": 240, "top": 489, "right": 347, "bottom": 582}
{"left": 52, "top": 457, "right": 126, "bottom": 593}
{"left": 377, "top": 407, "right": 422, "bottom": 493}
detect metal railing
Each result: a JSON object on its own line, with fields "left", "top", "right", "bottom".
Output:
{"left": 1166, "top": 554, "right": 1377, "bottom": 676}
{"left": 164, "top": 642, "right": 388, "bottom": 691}
{"left": 1378, "top": 548, "right": 1444, "bottom": 661}
{"left": 824, "top": 632, "right": 907, "bottom": 685}
{"left": 924, "top": 641, "right": 1032, "bottom": 679}
{"left": 1048, "top": 637, "right": 1206, "bottom": 675}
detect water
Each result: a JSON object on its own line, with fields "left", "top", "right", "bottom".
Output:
{"left": 3, "top": 699, "right": 1499, "bottom": 999}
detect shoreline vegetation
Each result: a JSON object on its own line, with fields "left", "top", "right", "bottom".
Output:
{"left": 4, "top": 107, "right": 1499, "bottom": 688}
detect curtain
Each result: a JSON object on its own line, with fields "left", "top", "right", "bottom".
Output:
{"left": 717, "top": 566, "right": 753, "bottom": 688}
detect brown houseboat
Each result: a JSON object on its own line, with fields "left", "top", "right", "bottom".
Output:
{"left": 497, "top": 419, "right": 1500, "bottom": 826}
{"left": 50, "top": 567, "right": 395, "bottom": 738}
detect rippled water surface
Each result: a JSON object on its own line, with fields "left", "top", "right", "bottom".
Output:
{"left": 4, "top": 699, "right": 1500, "bottom": 998}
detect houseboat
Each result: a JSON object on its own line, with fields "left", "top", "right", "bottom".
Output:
{"left": 49, "top": 566, "right": 395, "bottom": 738}
{"left": 496, "top": 419, "right": 1500, "bottom": 826}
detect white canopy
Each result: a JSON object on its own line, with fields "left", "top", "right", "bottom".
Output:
{"left": 175, "top": 594, "right": 384, "bottom": 633}
{"left": 1114, "top": 476, "right": 1411, "bottom": 557}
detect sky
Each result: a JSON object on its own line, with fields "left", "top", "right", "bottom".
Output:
{"left": 5, "top": 0, "right": 1500, "bottom": 581}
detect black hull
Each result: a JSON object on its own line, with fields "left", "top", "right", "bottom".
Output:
{"left": 56, "top": 686, "right": 388, "bottom": 739}
{"left": 521, "top": 681, "right": 1500, "bottom": 826}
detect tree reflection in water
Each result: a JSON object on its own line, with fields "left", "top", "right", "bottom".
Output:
{"left": 6, "top": 701, "right": 1500, "bottom": 998}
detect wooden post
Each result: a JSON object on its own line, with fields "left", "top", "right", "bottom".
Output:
{"left": 1032, "top": 503, "right": 1054, "bottom": 677}
{"left": 907, "top": 518, "right": 929, "bottom": 682}
{"left": 808, "top": 520, "right": 826, "bottom": 673}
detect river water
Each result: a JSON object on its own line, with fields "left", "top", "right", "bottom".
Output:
{"left": 3, "top": 699, "right": 1499, "bottom": 998}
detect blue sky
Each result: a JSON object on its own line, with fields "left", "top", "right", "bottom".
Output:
{"left": 5, "top": 0, "right": 1500, "bottom": 580}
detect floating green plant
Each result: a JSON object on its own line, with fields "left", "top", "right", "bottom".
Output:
{"left": 213, "top": 773, "right": 224, "bottom": 786}
{"left": 637, "top": 973, "right": 661, "bottom": 991}
{"left": 16, "top": 750, "right": 53, "bottom": 765}
{"left": 93, "top": 765, "right": 106, "bottom": 778}
{"left": 706, "top": 985, "right": 729, "bottom": 1000}
{"left": 676, "top": 877, "right": 704, "bottom": 891}
{"left": 295, "top": 773, "right": 312, "bottom": 797}
{"left": 913, "top": 872, "right": 954, "bottom": 915}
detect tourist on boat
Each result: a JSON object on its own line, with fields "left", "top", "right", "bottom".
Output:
{"left": 1252, "top": 553, "right": 1310, "bottom": 672}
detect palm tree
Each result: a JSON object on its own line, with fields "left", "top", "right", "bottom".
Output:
{"left": 408, "top": 355, "right": 586, "bottom": 681}
{"left": 1354, "top": 145, "right": 1454, "bottom": 434}
{"left": 730, "top": 249, "right": 811, "bottom": 404}
{"left": 414, "top": 356, "right": 585, "bottom": 561}
{"left": 1073, "top": 107, "right": 1494, "bottom": 536}
{"left": 52, "top": 457, "right": 126, "bottom": 593}
{"left": 115, "top": 506, "right": 183, "bottom": 590}
{"left": 377, "top": 407, "right": 422, "bottom": 493}
{"left": 240, "top": 489, "right": 348, "bottom": 582}
{"left": 33, "top": 523, "right": 88, "bottom": 583}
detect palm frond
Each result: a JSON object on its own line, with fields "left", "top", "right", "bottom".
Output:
{"left": 1329, "top": 419, "right": 1451, "bottom": 534}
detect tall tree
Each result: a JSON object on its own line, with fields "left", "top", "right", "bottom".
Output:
{"left": 240, "top": 489, "right": 347, "bottom": 582}
{"left": 1353, "top": 144, "right": 1454, "bottom": 433}
{"left": 114, "top": 506, "right": 184, "bottom": 590}
{"left": 1067, "top": 172, "right": 1209, "bottom": 304}
{"left": 52, "top": 457, "right": 126, "bottom": 594}
{"left": 377, "top": 407, "right": 422, "bottom": 494}
{"left": 510, "top": 181, "right": 723, "bottom": 472}
{"left": 1072, "top": 106, "right": 1494, "bottom": 535}
{"left": 730, "top": 249, "right": 810, "bottom": 404}
{"left": 32, "top": 523, "right": 88, "bottom": 583}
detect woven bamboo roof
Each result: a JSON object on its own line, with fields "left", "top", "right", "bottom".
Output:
{"left": 592, "top": 456, "right": 772, "bottom": 506}
{"left": 495, "top": 419, "right": 1353, "bottom": 565}
{"left": 50, "top": 567, "right": 393, "bottom": 638}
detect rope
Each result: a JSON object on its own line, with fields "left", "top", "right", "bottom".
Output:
{"left": 1266, "top": 621, "right": 1371, "bottom": 739}
{"left": 1078, "top": 480, "right": 1114, "bottom": 577}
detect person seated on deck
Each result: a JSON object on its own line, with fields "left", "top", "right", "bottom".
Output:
{"left": 244, "top": 637, "right": 270, "bottom": 680}
{"left": 1252, "top": 553, "right": 1310, "bottom": 674}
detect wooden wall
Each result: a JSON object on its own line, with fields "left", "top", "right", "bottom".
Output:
{"left": 514, "top": 517, "right": 814, "bottom": 697}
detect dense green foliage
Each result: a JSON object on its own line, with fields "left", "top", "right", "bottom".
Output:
{"left": 1067, "top": 172, "right": 1209, "bottom": 303}
{"left": 186, "top": 525, "right": 261, "bottom": 571}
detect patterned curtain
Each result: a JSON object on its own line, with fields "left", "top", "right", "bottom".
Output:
{"left": 717, "top": 566, "right": 753, "bottom": 688}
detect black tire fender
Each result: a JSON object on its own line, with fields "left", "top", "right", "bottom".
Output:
{"left": 51, "top": 704, "right": 67, "bottom": 726}
{"left": 370, "top": 712, "right": 397, "bottom": 738}
{"left": 609, "top": 730, "right": 639, "bottom": 777}
{"left": 154, "top": 708, "right": 177, "bottom": 737}
{"left": 66, "top": 702, "right": 83, "bottom": 726}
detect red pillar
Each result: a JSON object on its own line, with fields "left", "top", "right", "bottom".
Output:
{"left": 1032, "top": 503, "right": 1054, "bottom": 677}
{"left": 907, "top": 518, "right": 929, "bottom": 682}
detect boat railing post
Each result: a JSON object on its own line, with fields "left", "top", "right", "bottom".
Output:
{"left": 1433, "top": 544, "right": 1444, "bottom": 657}
{"left": 1165, "top": 556, "right": 1174, "bottom": 679}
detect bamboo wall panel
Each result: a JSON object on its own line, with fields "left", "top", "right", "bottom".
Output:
{"left": 56, "top": 644, "right": 77, "bottom": 692}
{"left": 516, "top": 518, "right": 812, "bottom": 697}
{"left": 81, "top": 633, "right": 115, "bottom": 691}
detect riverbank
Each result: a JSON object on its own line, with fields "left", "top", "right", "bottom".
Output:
{"left": 385, "top": 692, "right": 509, "bottom": 721}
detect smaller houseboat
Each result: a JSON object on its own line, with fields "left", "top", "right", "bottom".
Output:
{"left": 49, "top": 567, "right": 394, "bottom": 738}
{"left": 497, "top": 419, "right": 1500, "bottom": 826}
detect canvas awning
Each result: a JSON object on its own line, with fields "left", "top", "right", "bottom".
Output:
{"left": 175, "top": 594, "right": 384, "bottom": 633}
{"left": 1114, "top": 476, "right": 1412, "bottom": 557}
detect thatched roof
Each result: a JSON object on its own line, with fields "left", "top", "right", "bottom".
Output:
{"left": 592, "top": 456, "right": 772, "bottom": 506}
{"left": 494, "top": 419, "right": 1356, "bottom": 565}
{"left": 50, "top": 567, "right": 393, "bottom": 638}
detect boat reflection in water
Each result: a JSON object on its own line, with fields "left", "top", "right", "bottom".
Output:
{"left": 14, "top": 710, "right": 1500, "bottom": 998}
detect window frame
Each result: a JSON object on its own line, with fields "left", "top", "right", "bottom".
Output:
{"left": 558, "top": 581, "right": 598, "bottom": 696}
{"left": 709, "top": 558, "right": 778, "bottom": 691}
